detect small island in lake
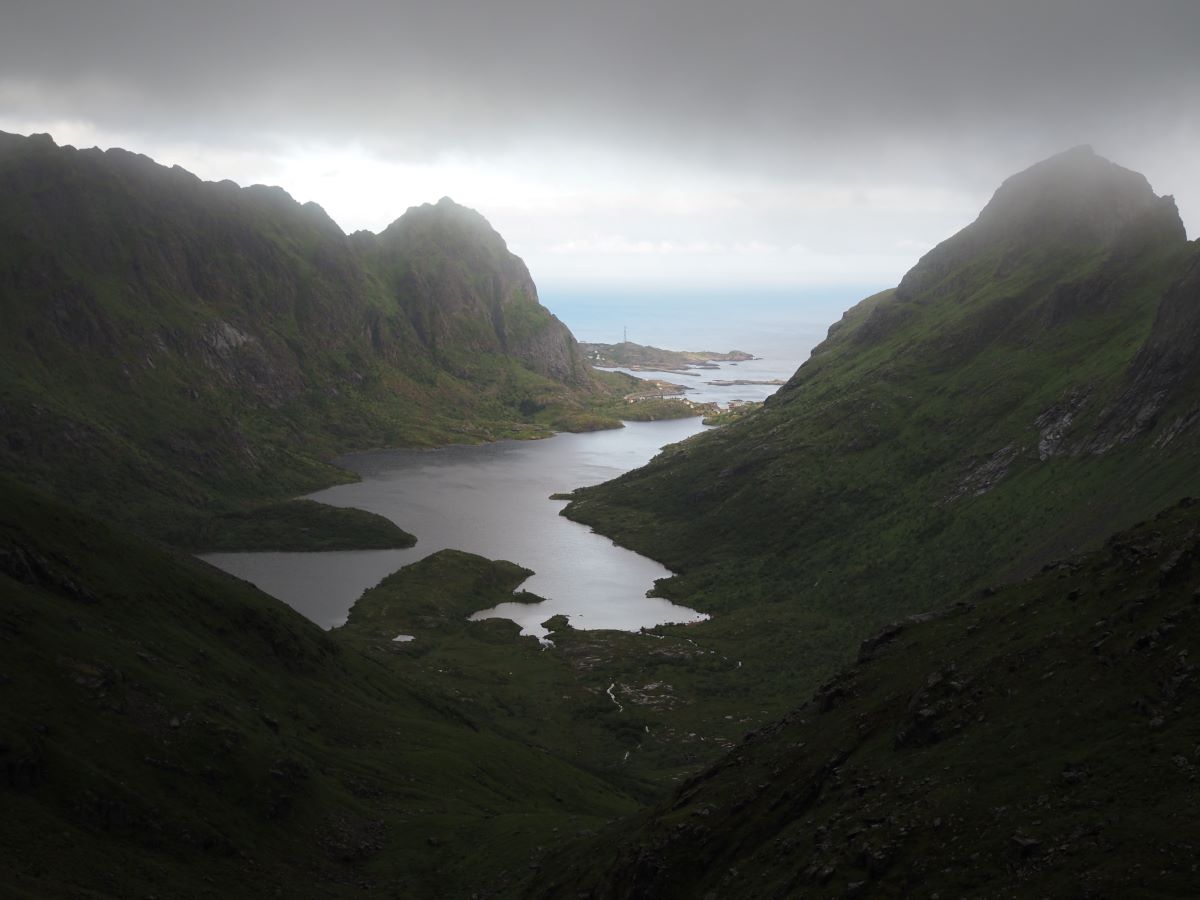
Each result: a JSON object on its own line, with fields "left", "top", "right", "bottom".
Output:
{"left": 582, "top": 340, "right": 754, "bottom": 372}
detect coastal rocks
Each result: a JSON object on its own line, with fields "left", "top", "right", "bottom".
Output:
{"left": 623, "top": 379, "right": 688, "bottom": 401}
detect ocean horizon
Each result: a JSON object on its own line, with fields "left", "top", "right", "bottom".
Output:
{"left": 539, "top": 284, "right": 885, "bottom": 369}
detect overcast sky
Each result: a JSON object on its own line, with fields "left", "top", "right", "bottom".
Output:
{"left": 2, "top": 0, "right": 1197, "bottom": 292}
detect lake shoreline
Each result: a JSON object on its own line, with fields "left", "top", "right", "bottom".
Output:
{"left": 203, "top": 417, "right": 714, "bottom": 635}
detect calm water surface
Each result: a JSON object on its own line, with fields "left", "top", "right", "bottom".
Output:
{"left": 205, "top": 418, "right": 711, "bottom": 636}
{"left": 597, "top": 353, "right": 798, "bottom": 405}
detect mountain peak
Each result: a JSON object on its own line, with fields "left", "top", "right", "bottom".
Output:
{"left": 894, "top": 148, "right": 1180, "bottom": 301}
{"left": 377, "top": 195, "right": 496, "bottom": 241}
{"left": 974, "top": 145, "right": 1160, "bottom": 244}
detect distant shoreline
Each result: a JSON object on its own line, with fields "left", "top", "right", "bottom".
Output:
{"left": 582, "top": 340, "right": 756, "bottom": 373}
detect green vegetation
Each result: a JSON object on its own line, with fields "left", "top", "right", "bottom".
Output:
{"left": 566, "top": 149, "right": 1200, "bottom": 713}
{"left": 0, "top": 478, "right": 832, "bottom": 898}
{"left": 606, "top": 398, "right": 708, "bottom": 421}
{"left": 701, "top": 400, "right": 762, "bottom": 425}
{"left": 177, "top": 499, "right": 416, "bottom": 552}
{"left": 0, "top": 480, "right": 640, "bottom": 899}
{"left": 542, "top": 148, "right": 1200, "bottom": 892}
{"left": 5, "top": 139, "right": 1200, "bottom": 898}
{"left": 538, "top": 498, "right": 1200, "bottom": 897}
{"left": 337, "top": 550, "right": 798, "bottom": 793}
{"left": 582, "top": 340, "right": 754, "bottom": 371}
{"left": 0, "top": 133, "right": 633, "bottom": 547}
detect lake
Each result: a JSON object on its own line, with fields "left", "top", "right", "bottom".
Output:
{"left": 205, "top": 417, "right": 713, "bottom": 636}
{"left": 205, "top": 288, "right": 869, "bottom": 636}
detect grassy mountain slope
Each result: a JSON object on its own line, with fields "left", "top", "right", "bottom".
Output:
{"left": 565, "top": 147, "right": 1200, "bottom": 709}
{"left": 0, "top": 131, "right": 632, "bottom": 545}
{"left": 0, "top": 477, "right": 644, "bottom": 899}
{"left": 536, "top": 498, "right": 1200, "bottom": 898}
{"left": 7, "top": 138, "right": 1200, "bottom": 900}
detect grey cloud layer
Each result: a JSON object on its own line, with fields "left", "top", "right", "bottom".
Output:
{"left": 3, "top": 0, "right": 1198, "bottom": 264}
{"left": 5, "top": 1, "right": 1197, "bottom": 160}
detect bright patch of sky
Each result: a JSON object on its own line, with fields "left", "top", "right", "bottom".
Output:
{"left": 0, "top": 113, "right": 976, "bottom": 290}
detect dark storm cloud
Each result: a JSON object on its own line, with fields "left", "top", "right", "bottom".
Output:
{"left": 4, "top": 0, "right": 1197, "bottom": 161}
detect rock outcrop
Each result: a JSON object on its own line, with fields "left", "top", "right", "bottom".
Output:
{"left": 370, "top": 197, "right": 590, "bottom": 385}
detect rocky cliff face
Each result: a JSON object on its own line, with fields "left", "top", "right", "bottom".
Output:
{"left": 0, "top": 131, "right": 604, "bottom": 533}
{"left": 368, "top": 197, "right": 589, "bottom": 385}
{"left": 1091, "top": 244, "right": 1200, "bottom": 449}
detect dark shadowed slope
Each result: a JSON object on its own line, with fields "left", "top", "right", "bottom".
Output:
{"left": 0, "top": 477, "right": 639, "bottom": 899}
{"left": 538, "top": 498, "right": 1200, "bottom": 898}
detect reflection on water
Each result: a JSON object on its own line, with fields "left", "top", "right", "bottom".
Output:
{"left": 204, "top": 418, "right": 712, "bottom": 636}
{"left": 204, "top": 548, "right": 412, "bottom": 629}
